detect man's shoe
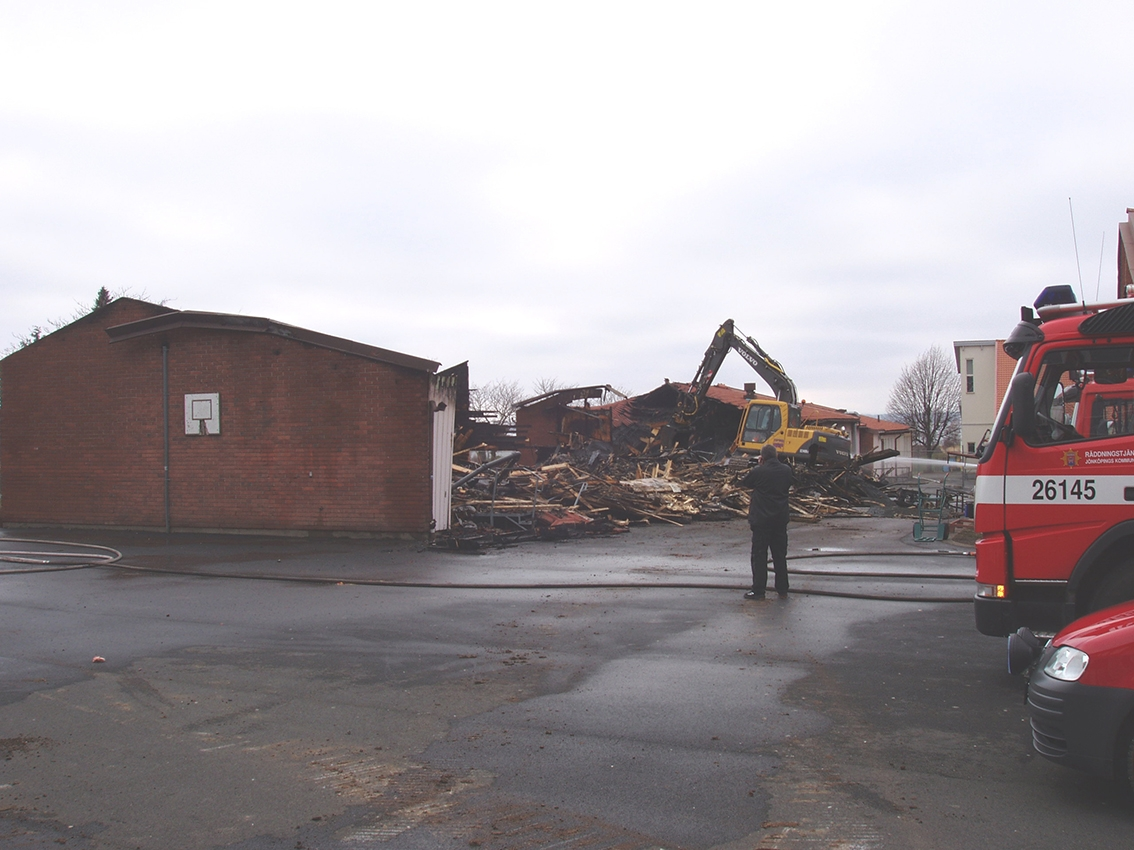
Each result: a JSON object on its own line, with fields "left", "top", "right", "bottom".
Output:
{"left": 744, "top": 590, "right": 766, "bottom": 600}
{"left": 777, "top": 592, "right": 789, "bottom": 599}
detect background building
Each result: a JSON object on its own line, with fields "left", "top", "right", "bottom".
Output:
{"left": 953, "top": 339, "right": 1015, "bottom": 456}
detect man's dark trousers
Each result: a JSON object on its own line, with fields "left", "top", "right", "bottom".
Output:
{"left": 750, "top": 521, "right": 789, "bottom": 596}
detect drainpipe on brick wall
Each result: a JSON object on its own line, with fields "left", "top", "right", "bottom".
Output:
{"left": 162, "top": 342, "right": 171, "bottom": 534}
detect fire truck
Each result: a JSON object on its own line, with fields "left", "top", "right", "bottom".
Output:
{"left": 975, "top": 284, "right": 1134, "bottom": 636}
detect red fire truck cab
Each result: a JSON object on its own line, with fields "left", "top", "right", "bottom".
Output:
{"left": 976, "top": 285, "right": 1134, "bottom": 637}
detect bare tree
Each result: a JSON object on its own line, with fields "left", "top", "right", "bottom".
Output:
{"left": 2, "top": 287, "right": 131, "bottom": 403}
{"left": 13, "top": 326, "right": 46, "bottom": 349}
{"left": 886, "top": 345, "right": 961, "bottom": 456}
{"left": 4, "top": 286, "right": 135, "bottom": 358}
{"left": 469, "top": 379, "right": 525, "bottom": 425}
{"left": 532, "top": 376, "right": 568, "bottom": 396}
{"left": 470, "top": 378, "right": 630, "bottom": 426}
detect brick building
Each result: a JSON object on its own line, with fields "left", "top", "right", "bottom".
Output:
{"left": 0, "top": 298, "right": 447, "bottom": 537}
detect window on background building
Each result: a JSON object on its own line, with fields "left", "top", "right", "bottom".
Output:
{"left": 965, "top": 358, "right": 975, "bottom": 393}
{"left": 968, "top": 442, "right": 976, "bottom": 453}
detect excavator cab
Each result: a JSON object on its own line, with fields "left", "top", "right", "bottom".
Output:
{"left": 740, "top": 402, "right": 781, "bottom": 444}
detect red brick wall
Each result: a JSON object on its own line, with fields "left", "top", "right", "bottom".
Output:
{"left": 0, "top": 299, "right": 433, "bottom": 535}
{"left": 1, "top": 300, "right": 170, "bottom": 528}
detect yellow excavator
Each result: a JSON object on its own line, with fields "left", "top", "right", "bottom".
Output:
{"left": 676, "top": 319, "right": 851, "bottom": 465}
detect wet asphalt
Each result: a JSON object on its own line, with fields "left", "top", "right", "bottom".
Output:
{"left": 0, "top": 518, "right": 1131, "bottom": 849}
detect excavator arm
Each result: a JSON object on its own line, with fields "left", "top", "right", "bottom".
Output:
{"left": 677, "top": 319, "right": 798, "bottom": 420}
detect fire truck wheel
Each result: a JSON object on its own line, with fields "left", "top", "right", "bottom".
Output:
{"left": 1089, "top": 566, "right": 1134, "bottom": 613}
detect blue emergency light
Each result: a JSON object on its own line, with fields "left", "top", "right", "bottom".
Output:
{"left": 1034, "top": 285, "right": 1079, "bottom": 309}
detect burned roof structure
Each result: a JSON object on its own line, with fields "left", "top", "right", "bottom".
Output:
{"left": 513, "top": 385, "right": 626, "bottom": 465}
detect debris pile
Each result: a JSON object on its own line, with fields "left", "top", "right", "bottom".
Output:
{"left": 790, "top": 461, "right": 897, "bottom": 522}
{"left": 437, "top": 446, "right": 907, "bottom": 549}
{"left": 437, "top": 375, "right": 920, "bottom": 549}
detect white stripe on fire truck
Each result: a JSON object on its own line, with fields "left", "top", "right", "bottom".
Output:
{"left": 975, "top": 474, "right": 1134, "bottom": 506}
{"left": 974, "top": 476, "right": 1003, "bottom": 505}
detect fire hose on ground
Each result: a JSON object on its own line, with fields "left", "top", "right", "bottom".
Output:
{"left": 0, "top": 537, "right": 975, "bottom": 603}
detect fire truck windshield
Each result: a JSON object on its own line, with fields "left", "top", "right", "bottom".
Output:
{"left": 1030, "top": 345, "right": 1134, "bottom": 444}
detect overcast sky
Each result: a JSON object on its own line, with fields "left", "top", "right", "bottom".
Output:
{"left": 3, "top": 1, "right": 1133, "bottom": 414}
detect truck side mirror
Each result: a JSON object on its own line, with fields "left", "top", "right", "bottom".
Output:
{"left": 1009, "top": 372, "right": 1037, "bottom": 441}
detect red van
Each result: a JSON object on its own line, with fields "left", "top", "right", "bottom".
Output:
{"left": 1024, "top": 600, "right": 1134, "bottom": 791}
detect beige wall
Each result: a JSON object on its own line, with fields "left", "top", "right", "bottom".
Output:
{"left": 955, "top": 341, "right": 998, "bottom": 454}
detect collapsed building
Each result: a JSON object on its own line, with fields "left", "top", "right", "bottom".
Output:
{"left": 443, "top": 381, "right": 912, "bottom": 548}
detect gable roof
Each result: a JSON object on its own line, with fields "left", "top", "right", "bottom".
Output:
{"left": 856, "top": 413, "right": 909, "bottom": 434}
{"left": 702, "top": 384, "right": 860, "bottom": 424}
{"left": 0, "top": 298, "right": 161, "bottom": 360}
{"left": 105, "top": 306, "right": 439, "bottom": 373}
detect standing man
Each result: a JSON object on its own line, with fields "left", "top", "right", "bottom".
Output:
{"left": 740, "top": 443, "right": 794, "bottom": 600}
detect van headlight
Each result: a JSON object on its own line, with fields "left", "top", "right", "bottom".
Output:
{"left": 1044, "top": 646, "right": 1089, "bottom": 681}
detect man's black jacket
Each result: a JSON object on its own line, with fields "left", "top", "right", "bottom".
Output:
{"left": 740, "top": 458, "right": 794, "bottom": 526}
